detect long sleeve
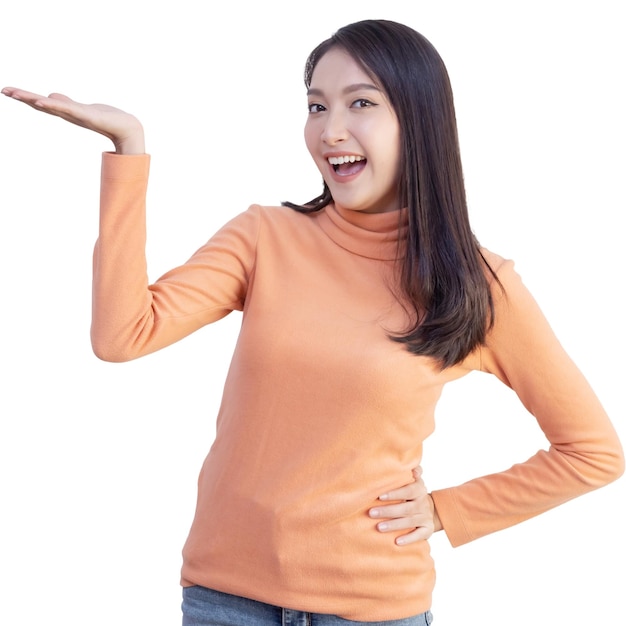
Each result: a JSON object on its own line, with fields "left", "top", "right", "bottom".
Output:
{"left": 91, "top": 152, "right": 259, "bottom": 362}
{"left": 86, "top": 164, "right": 623, "bottom": 618}
{"left": 431, "top": 258, "right": 624, "bottom": 546}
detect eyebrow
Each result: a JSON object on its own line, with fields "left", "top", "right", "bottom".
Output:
{"left": 306, "top": 82, "right": 381, "bottom": 97}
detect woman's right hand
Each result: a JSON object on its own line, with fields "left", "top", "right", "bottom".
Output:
{"left": 1, "top": 87, "right": 145, "bottom": 155}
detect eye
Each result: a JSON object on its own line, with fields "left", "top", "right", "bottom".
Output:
{"left": 308, "top": 103, "right": 326, "bottom": 114}
{"left": 352, "top": 98, "right": 376, "bottom": 109}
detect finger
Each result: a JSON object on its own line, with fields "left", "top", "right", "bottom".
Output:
{"left": 2, "top": 88, "right": 78, "bottom": 116}
{"left": 370, "top": 498, "right": 426, "bottom": 520}
{"left": 37, "top": 93, "right": 81, "bottom": 114}
{"left": 5, "top": 90, "right": 107, "bottom": 135}
{"left": 395, "top": 526, "right": 434, "bottom": 546}
{"left": 379, "top": 480, "right": 426, "bottom": 503}
{"left": 379, "top": 470, "right": 427, "bottom": 502}
{"left": 47, "top": 92, "right": 74, "bottom": 102}
{"left": 2, "top": 86, "right": 27, "bottom": 96}
{"left": 374, "top": 512, "right": 432, "bottom": 531}
{"left": 2, "top": 87, "right": 73, "bottom": 103}
{"left": 374, "top": 514, "right": 434, "bottom": 544}
{"left": 2, "top": 87, "right": 47, "bottom": 102}
{"left": 373, "top": 511, "right": 434, "bottom": 538}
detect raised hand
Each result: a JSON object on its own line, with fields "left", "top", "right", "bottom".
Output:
{"left": 2, "top": 87, "right": 145, "bottom": 154}
{"left": 369, "top": 467, "right": 442, "bottom": 545}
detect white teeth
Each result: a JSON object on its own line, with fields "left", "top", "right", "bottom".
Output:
{"left": 328, "top": 155, "right": 365, "bottom": 165}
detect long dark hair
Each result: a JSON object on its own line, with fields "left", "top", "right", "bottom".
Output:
{"left": 283, "top": 20, "right": 499, "bottom": 368}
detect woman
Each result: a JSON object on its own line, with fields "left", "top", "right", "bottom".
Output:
{"left": 3, "top": 19, "right": 623, "bottom": 626}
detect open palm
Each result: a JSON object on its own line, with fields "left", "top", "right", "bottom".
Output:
{"left": 2, "top": 87, "right": 145, "bottom": 154}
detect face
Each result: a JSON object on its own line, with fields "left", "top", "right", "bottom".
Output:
{"left": 304, "top": 47, "right": 402, "bottom": 214}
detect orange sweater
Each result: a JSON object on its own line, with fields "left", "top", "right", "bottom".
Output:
{"left": 93, "top": 153, "right": 623, "bottom": 621}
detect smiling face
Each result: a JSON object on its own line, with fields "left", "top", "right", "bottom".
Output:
{"left": 304, "top": 47, "right": 402, "bottom": 214}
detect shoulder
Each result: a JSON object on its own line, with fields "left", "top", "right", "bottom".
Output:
{"left": 242, "top": 204, "right": 322, "bottom": 242}
{"left": 250, "top": 204, "right": 318, "bottom": 225}
{"left": 479, "top": 247, "right": 523, "bottom": 302}
{"left": 476, "top": 248, "right": 562, "bottom": 380}
{"left": 479, "top": 247, "right": 513, "bottom": 278}
{"left": 458, "top": 248, "right": 523, "bottom": 375}
{"left": 478, "top": 247, "right": 541, "bottom": 329}
{"left": 214, "top": 204, "right": 311, "bottom": 235}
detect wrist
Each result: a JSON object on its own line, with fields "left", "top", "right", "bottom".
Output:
{"left": 113, "top": 119, "right": 145, "bottom": 155}
{"left": 114, "top": 132, "right": 145, "bottom": 155}
{"left": 428, "top": 494, "right": 443, "bottom": 532}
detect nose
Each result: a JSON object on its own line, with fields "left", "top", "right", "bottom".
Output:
{"left": 321, "top": 109, "right": 349, "bottom": 145}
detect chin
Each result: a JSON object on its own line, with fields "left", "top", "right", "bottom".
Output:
{"left": 332, "top": 195, "right": 369, "bottom": 213}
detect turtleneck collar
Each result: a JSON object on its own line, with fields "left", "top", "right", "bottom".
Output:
{"left": 315, "top": 203, "right": 408, "bottom": 261}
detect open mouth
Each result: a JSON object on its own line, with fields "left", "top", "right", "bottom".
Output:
{"left": 328, "top": 155, "right": 367, "bottom": 177}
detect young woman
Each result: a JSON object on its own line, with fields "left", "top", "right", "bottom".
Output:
{"left": 3, "top": 19, "right": 623, "bottom": 626}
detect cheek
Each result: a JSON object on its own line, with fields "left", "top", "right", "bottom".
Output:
{"left": 303, "top": 121, "right": 316, "bottom": 155}
{"left": 304, "top": 122, "right": 327, "bottom": 176}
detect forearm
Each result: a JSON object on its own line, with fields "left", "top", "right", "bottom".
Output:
{"left": 91, "top": 153, "right": 153, "bottom": 361}
{"left": 432, "top": 257, "right": 624, "bottom": 547}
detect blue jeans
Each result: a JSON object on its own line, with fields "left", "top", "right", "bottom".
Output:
{"left": 182, "top": 586, "right": 433, "bottom": 625}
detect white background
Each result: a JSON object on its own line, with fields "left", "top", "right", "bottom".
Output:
{"left": 1, "top": 1, "right": 624, "bottom": 624}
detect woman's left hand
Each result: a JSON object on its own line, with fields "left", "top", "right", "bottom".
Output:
{"left": 369, "top": 467, "right": 442, "bottom": 545}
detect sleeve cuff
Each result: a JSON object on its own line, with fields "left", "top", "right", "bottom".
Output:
{"left": 101, "top": 151, "right": 150, "bottom": 182}
{"left": 431, "top": 488, "right": 473, "bottom": 547}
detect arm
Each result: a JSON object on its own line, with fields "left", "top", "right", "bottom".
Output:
{"left": 92, "top": 160, "right": 259, "bottom": 361}
{"left": 2, "top": 87, "right": 259, "bottom": 361}
{"left": 431, "top": 259, "right": 624, "bottom": 546}
{"left": 370, "top": 260, "right": 623, "bottom": 547}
